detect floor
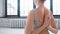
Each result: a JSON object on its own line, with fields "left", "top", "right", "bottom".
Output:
{"left": 0, "top": 28, "right": 59, "bottom": 34}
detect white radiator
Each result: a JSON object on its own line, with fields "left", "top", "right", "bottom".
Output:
{"left": 0, "top": 18, "right": 60, "bottom": 28}
{"left": 0, "top": 18, "right": 26, "bottom": 28}
{"left": 10, "top": 19, "right": 26, "bottom": 28}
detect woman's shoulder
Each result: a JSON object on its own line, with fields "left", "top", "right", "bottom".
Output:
{"left": 28, "top": 9, "right": 37, "bottom": 15}
{"left": 44, "top": 7, "right": 53, "bottom": 19}
{"left": 28, "top": 9, "right": 34, "bottom": 15}
{"left": 44, "top": 7, "right": 51, "bottom": 15}
{"left": 27, "top": 9, "right": 35, "bottom": 18}
{"left": 44, "top": 7, "right": 49, "bottom": 13}
{"left": 29, "top": 9, "right": 34, "bottom": 13}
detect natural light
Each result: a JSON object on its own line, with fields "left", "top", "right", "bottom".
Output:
{"left": 20, "top": 0, "right": 33, "bottom": 16}
{"left": 53, "top": 0, "right": 60, "bottom": 15}
{"left": 7, "top": 0, "right": 18, "bottom": 15}
{"left": 44, "top": 0, "right": 50, "bottom": 9}
{"left": 7, "top": 0, "right": 60, "bottom": 16}
{"left": 20, "top": 0, "right": 50, "bottom": 16}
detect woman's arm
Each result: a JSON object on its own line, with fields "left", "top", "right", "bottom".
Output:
{"left": 47, "top": 12, "right": 58, "bottom": 34}
{"left": 32, "top": 10, "right": 51, "bottom": 34}
{"left": 25, "top": 10, "right": 34, "bottom": 34}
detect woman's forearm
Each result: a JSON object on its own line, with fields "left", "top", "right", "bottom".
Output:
{"left": 32, "top": 25, "right": 47, "bottom": 34}
{"left": 32, "top": 20, "right": 50, "bottom": 34}
{"left": 47, "top": 25, "right": 58, "bottom": 33}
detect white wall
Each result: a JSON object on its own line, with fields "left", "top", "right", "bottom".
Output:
{"left": 0, "top": 0, "right": 5, "bottom": 17}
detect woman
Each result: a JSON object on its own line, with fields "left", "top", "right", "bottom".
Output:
{"left": 25, "top": 0, "right": 58, "bottom": 34}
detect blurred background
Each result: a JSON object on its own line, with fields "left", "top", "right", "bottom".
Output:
{"left": 0, "top": 0, "right": 60, "bottom": 34}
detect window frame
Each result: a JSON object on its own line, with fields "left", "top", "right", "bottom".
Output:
{"left": 5, "top": 0, "right": 60, "bottom": 18}
{"left": 5, "top": 0, "right": 35, "bottom": 18}
{"left": 50, "top": 0, "right": 60, "bottom": 18}
{"left": 5, "top": 0, "right": 19, "bottom": 18}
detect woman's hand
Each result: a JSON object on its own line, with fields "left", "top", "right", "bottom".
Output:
{"left": 44, "top": 13, "right": 51, "bottom": 27}
{"left": 47, "top": 24, "right": 58, "bottom": 34}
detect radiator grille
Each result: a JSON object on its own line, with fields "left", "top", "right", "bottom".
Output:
{"left": 0, "top": 18, "right": 26, "bottom": 28}
{"left": 10, "top": 19, "right": 26, "bottom": 28}
{"left": 0, "top": 18, "right": 59, "bottom": 28}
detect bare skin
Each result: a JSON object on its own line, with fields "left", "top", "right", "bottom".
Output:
{"left": 25, "top": 0, "right": 58, "bottom": 34}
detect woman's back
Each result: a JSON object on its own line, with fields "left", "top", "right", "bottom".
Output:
{"left": 32, "top": 9, "right": 42, "bottom": 29}
{"left": 33, "top": 8, "right": 49, "bottom": 34}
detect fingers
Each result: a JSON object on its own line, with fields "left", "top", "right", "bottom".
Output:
{"left": 44, "top": 14, "right": 51, "bottom": 26}
{"left": 45, "top": 14, "right": 51, "bottom": 22}
{"left": 44, "top": 13, "right": 51, "bottom": 27}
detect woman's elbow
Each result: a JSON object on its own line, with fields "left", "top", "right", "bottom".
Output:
{"left": 48, "top": 25, "right": 58, "bottom": 33}
{"left": 25, "top": 28, "right": 32, "bottom": 34}
{"left": 52, "top": 27, "right": 58, "bottom": 33}
{"left": 54, "top": 26, "right": 58, "bottom": 33}
{"left": 55, "top": 28, "right": 58, "bottom": 33}
{"left": 25, "top": 30, "right": 31, "bottom": 34}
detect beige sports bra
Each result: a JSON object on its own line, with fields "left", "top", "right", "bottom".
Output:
{"left": 32, "top": 9, "right": 42, "bottom": 29}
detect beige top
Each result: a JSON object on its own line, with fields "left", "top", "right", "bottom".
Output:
{"left": 32, "top": 9, "right": 42, "bottom": 29}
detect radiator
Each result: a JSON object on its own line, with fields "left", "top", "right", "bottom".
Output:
{"left": 0, "top": 18, "right": 60, "bottom": 28}
{"left": 0, "top": 18, "right": 26, "bottom": 28}
{"left": 10, "top": 19, "right": 26, "bottom": 28}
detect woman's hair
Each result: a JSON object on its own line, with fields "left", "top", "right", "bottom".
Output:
{"left": 40, "top": 0, "right": 46, "bottom": 3}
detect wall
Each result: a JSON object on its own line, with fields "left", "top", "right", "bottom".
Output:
{"left": 0, "top": 0, "right": 5, "bottom": 17}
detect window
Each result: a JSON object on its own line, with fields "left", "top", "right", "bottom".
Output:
{"left": 53, "top": 0, "right": 60, "bottom": 15}
{"left": 6, "top": 0, "right": 33, "bottom": 18}
{"left": 7, "top": 0, "right": 18, "bottom": 15}
{"left": 20, "top": 0, "right": 33, "bottom": 16}
{"left": 44, "top": 0, "right": 50, "bottom": 9}
{"left": 52, "top": 0, "right": 60, "bottom": 18}
{"left": 20, "top": 0, "right": 50, "bottom": 17}
{"left": 5, "top": 0, "right": 50, "bottom": 18}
